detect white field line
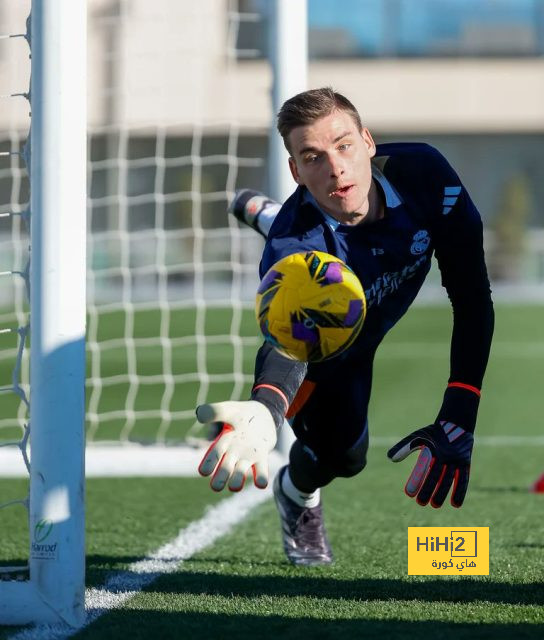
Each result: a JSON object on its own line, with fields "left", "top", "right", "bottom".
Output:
{"left": 0, "top": 445, "right": 210, "bottom": 478}
{"left": 8, "top": 465, "right": 281, "bottom": 640}
{"left": 1, "top": 434, "right": 544, "bottom": 479}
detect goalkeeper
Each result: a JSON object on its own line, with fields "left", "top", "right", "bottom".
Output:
{"left": 196, "top": 87, "right": 494, "bottom": 566}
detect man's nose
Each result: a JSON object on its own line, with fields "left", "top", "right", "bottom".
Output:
{"left": 326, "top": 154, "right": 344, "bottom": 177}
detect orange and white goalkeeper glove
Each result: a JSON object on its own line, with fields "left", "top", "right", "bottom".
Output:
{"left": 196, "top": 400, "right": 277, "bottom": 492}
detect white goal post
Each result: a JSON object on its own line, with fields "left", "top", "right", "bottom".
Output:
{"left": 268, "top": 0, "right": 307, "bottom": 455}
{"left": 268, "top": 0, "right": 307, "bottom": 203}
{"left": 0, "top": 0, "right": 86, "bottom": 627}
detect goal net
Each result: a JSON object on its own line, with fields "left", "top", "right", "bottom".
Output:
{"left": 0, "top": 0, "right": 32, "bottom": 591}
{"left": 0, "top": 0, "right": 306, "bottom": 625}
{"left": 1, "top": 0, "right": 280, "bottom": 478}
{"left": 83, "top": 0, "right": 275, "bottom": 472}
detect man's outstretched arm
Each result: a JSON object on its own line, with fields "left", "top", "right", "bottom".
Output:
{"left": 229, "top": 189, "right": 281, "bottom": 238}
{"left": 388, "top": 154, "right": 494, "bottom": 508}
{"left": 197, "top": 342, "right": 307, "bottom": 491}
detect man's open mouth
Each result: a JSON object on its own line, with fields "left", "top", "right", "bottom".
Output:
{"left": 329, "top": 185, "right": 354, "bottom": 198}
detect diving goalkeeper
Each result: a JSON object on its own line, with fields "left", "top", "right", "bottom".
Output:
{"left": 196, "top": 87, "right": 494, "bottom": 566}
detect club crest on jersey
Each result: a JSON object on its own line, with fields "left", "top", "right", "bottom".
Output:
{"left": 410, "top": 230, "right": 430, "bottom": 255}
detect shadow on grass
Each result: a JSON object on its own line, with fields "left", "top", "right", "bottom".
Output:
{"left": 83, "top": 555, "right": 544, "bottom": 606}
{"left": 4, "top": 557, "right": 541, "bottom": 639}
{"left": 5, "top": 553, "right": 542, "bottom": 609}
{"left": 75, "top": 610, "right": 544, "bottom": 640}
{"left": 155, "top": 571, "right": 544, "bottom": 606}
{"left": 515, "top": 543, "right": 544, "bottom": 550}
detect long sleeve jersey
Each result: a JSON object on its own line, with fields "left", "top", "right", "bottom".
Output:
{"left": 252, "top": 143, "right": 494, "bottom": 432}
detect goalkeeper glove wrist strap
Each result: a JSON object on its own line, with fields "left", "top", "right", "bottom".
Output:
{"left": 436, "top": 384, "right": 480, "bottom": 433}
{"left": 251, "top": 384, "right": 288, "bottom": 430}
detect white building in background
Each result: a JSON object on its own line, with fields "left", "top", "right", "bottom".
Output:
{"left": 2, "top": 0, "right": 544, "bottom": 134}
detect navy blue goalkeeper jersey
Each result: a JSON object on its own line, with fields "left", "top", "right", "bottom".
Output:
{"left": 261, "top": 143, "right": 492, "bottom": 365}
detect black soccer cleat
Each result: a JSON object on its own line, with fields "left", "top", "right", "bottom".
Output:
{"left": 228, "top": 189, "right": 274, "bottom": 238}
{"left": 273, "top": 466, "right": 334, "bottom": 566}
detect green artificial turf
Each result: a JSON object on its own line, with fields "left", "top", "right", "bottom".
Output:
{"left": 1, "top": 303, "right": 543, "bottom": 638}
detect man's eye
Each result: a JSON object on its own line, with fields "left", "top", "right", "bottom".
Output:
{"left": 339, "top": 143, "right": 351, "bottom": 151}
{"left": 305, "top": 155, "right": 318, "bottom": 163}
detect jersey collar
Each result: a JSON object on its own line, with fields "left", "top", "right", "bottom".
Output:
{"left": 371, "top": 165, "right": 402, "bottom": 209}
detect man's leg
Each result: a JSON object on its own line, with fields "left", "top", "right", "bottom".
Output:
{"left": 288, "top": 420, "right": 369, "bottom": 492}
{"left": 274, "top": 357, "right": 374, "bottom": 566}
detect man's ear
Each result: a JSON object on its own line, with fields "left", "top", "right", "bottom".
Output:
{"left": 289, "top": 157, "right": 303, "bottom": 185}
{"left": 361, "top": 127, "right": 376, "bottom": 159}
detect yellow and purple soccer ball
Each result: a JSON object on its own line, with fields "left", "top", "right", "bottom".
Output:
{"left": 255, "top": 251, "right": 366, "bottom": 362}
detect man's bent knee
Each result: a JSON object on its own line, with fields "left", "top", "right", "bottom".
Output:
{"left": 333, "top": 451, "right": 367, "bottom": 478}
{"left": 332, "top": 429, "right": 369, "bottom": 478}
